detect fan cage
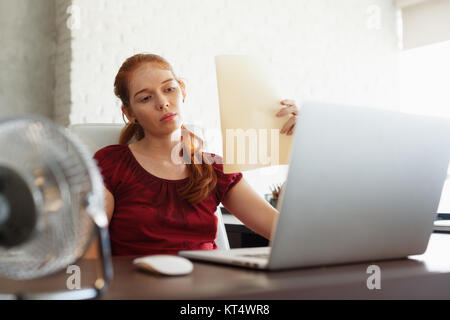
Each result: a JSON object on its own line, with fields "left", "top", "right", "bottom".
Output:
{"left": 0, "top": 116, "right": 106, "bottom": 280}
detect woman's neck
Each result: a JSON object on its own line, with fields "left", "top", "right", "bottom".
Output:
{"left": 133, "top": 129, "right": 182, "bottom": 163}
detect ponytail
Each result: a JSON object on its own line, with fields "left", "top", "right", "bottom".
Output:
{"left": 118, "top": 119, "right": 144, "bottom": 145}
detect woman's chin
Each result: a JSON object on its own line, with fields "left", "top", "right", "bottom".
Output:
{"left": 161, "top": 120, "right": 182, "bottom": 134}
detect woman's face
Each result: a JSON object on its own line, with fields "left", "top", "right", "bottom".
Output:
{"left": 125, "top": 62, "right": 185, "bottom": 137}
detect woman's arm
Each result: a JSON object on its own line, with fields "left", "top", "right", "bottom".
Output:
{"left": 82, "top": 187, "right": 115, "bottom": 259}
{"left": 222, "top": 178, "right": 279, "bottom": 240}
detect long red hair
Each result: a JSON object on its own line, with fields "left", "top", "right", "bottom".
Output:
{"left": 114, "top": 53, "right": 217, "bottom": 204}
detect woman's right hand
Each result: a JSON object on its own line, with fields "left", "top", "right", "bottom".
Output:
{"left": 276, "top": 99, "right": 299, "bottom": 136}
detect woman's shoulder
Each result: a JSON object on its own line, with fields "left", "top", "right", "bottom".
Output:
{"left": 202, "top": 152, "right": 243, "bottom": 201}
{"left": 93, "top": 144, "right": 129, "bottom": 161}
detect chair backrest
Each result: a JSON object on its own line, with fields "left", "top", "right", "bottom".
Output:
{"left": 68, "top": 123, "right": 230, "bottom": 250}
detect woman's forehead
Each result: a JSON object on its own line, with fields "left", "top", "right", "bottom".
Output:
{"left": 129, "top": 64, "right": 173, "bottom": 91}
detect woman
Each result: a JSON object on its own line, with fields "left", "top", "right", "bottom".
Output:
{"left": 85, "top": 53, "right": 298, "bottom": 258}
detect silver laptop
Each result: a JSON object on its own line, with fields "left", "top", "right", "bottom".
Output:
{"left": 179, "top": 102, "right": 450, "bottom": 270}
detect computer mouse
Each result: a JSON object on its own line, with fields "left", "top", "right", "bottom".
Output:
{"left": 133, "top": 255, "right": 194, "bottom": 276}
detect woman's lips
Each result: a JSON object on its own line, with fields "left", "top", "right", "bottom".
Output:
{"left": 160, "top": 113, "right": 177, "bottom": 122}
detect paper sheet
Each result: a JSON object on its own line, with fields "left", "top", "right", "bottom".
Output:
{"left": 215, "top": 55, "right": 294, "bottom": 173}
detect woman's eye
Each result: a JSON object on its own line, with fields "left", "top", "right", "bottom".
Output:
{"left": 141, "top": 96, "right": 151, "bottom": 103}
{"left": 167, "top": 87, "right": 176, "bottom": 92}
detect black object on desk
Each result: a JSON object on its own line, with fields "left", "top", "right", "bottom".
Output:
{"left": 220, "top": 207, "right": 269, "bottom": 248}
{"left": 437, "top": 213, "right": 450, "bottom": 220}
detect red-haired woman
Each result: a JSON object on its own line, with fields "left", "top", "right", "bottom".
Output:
{"left": 85, "top": 53, "right": 298, "bottom": 258}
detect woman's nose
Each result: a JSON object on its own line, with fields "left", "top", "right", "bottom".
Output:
{"left": 159, "top": 103, "right": 169, "bottom": 110}
{"left": 155, "top": 97, "right": 170, "bottom": 110}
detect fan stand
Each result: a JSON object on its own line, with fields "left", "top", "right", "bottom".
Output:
{"left": 3, "top": 224, "right": 113, "bottom": 300}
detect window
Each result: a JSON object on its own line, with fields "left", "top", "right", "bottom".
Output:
{"left": 399, "top": 40, "right": 450, "bottom": 214}
{"left": 396, "top": 0, "right": 450, "bottom": 214}
{"left": 399, "top": 40, "right": 450, "bottom": 119}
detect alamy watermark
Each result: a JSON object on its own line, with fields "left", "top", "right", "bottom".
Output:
{"left": 225, "top": 129, "right": 280, "bottom": 166}
{"left": 366, "top": 264, "right": 381, "bottom": 290}
{"left": 66, "top": 264, "right": 81, "bottom": 290}
{"left": 170, "top": 127, "right": 281, "bottom": 167}
{"left": 366, "top": 4, "right": 381, "bottom": 31}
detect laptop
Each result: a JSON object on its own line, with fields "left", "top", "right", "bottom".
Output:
{"left": 179, "top": 102, "right": 450, "bottom": 270}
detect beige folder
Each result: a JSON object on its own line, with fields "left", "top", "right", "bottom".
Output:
{"left": 215, "top": 55, "right": 294, "bottom": 173}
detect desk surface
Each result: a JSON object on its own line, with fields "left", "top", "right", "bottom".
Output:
{"left": 1, "top": 233, "right": 450, "bottom": 299}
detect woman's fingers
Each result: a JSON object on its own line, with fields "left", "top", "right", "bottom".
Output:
{"left": 281, "top": 99, "right": 297, "bottom": 106}
{"left": 280, "top": 116, "right": 296, "bottom": 134}
{"left": 277, "top": 99, "right": 298, "bottom": 117}
{"left": 276, "top": 105, "right": 298, "bottom": 117}
{"left": 287, "top": 126, "right": 295, "bottom": 136}
{"left": 277, "top": 99, "right": 299, "bottom": 135}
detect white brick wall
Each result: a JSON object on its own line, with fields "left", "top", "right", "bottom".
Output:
{"left": 60, "top": 0, "right": 399, "bottom": 130}
{"left": 54, "top": 0, "right": 400, "bottom": 195}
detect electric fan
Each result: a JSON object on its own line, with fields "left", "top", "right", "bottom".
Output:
{"left": 0, "top": 116, "right": 113, "bottom": 299}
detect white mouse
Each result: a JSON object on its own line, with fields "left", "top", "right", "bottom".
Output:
{"left": 133, "top": 255, "right": 194, "bottom": 276}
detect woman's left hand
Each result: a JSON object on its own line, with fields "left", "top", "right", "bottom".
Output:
{"left": 276, "top": 99, "right": 299, "bottom": 136}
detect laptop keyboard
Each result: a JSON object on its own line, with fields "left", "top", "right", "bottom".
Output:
{"left": 240, "top": 253, "right": 269, "bottom": 259}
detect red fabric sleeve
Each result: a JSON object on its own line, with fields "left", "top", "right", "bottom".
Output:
{"left": 211, "top": 154, "right": 243, "bottom": 203}
{"left": 93, "top": 145, "right": 122, "bottom": 194}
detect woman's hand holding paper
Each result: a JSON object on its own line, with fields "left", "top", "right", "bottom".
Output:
{"left": 276, "top": 99, "right": 299, "bottom": 136}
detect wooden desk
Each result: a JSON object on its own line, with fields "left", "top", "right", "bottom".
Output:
{"left": 1, "top": 233, "right": 450, "bottom": 299}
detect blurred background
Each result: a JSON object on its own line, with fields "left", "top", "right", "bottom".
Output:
{"left": 0, "top": 0, "right": 449, "bottom": 204}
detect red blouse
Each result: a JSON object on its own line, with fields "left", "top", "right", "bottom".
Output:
{"left": 93, "top": 144, "right": 243, "bottom": 256}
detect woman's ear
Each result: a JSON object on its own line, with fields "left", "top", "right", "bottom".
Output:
{"left": 121, "top": 105, "right": 135, "bottom": 122}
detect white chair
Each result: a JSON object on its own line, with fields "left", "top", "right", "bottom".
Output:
{"left": 68, "top": 123, "right": 230, "bottom": 250}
